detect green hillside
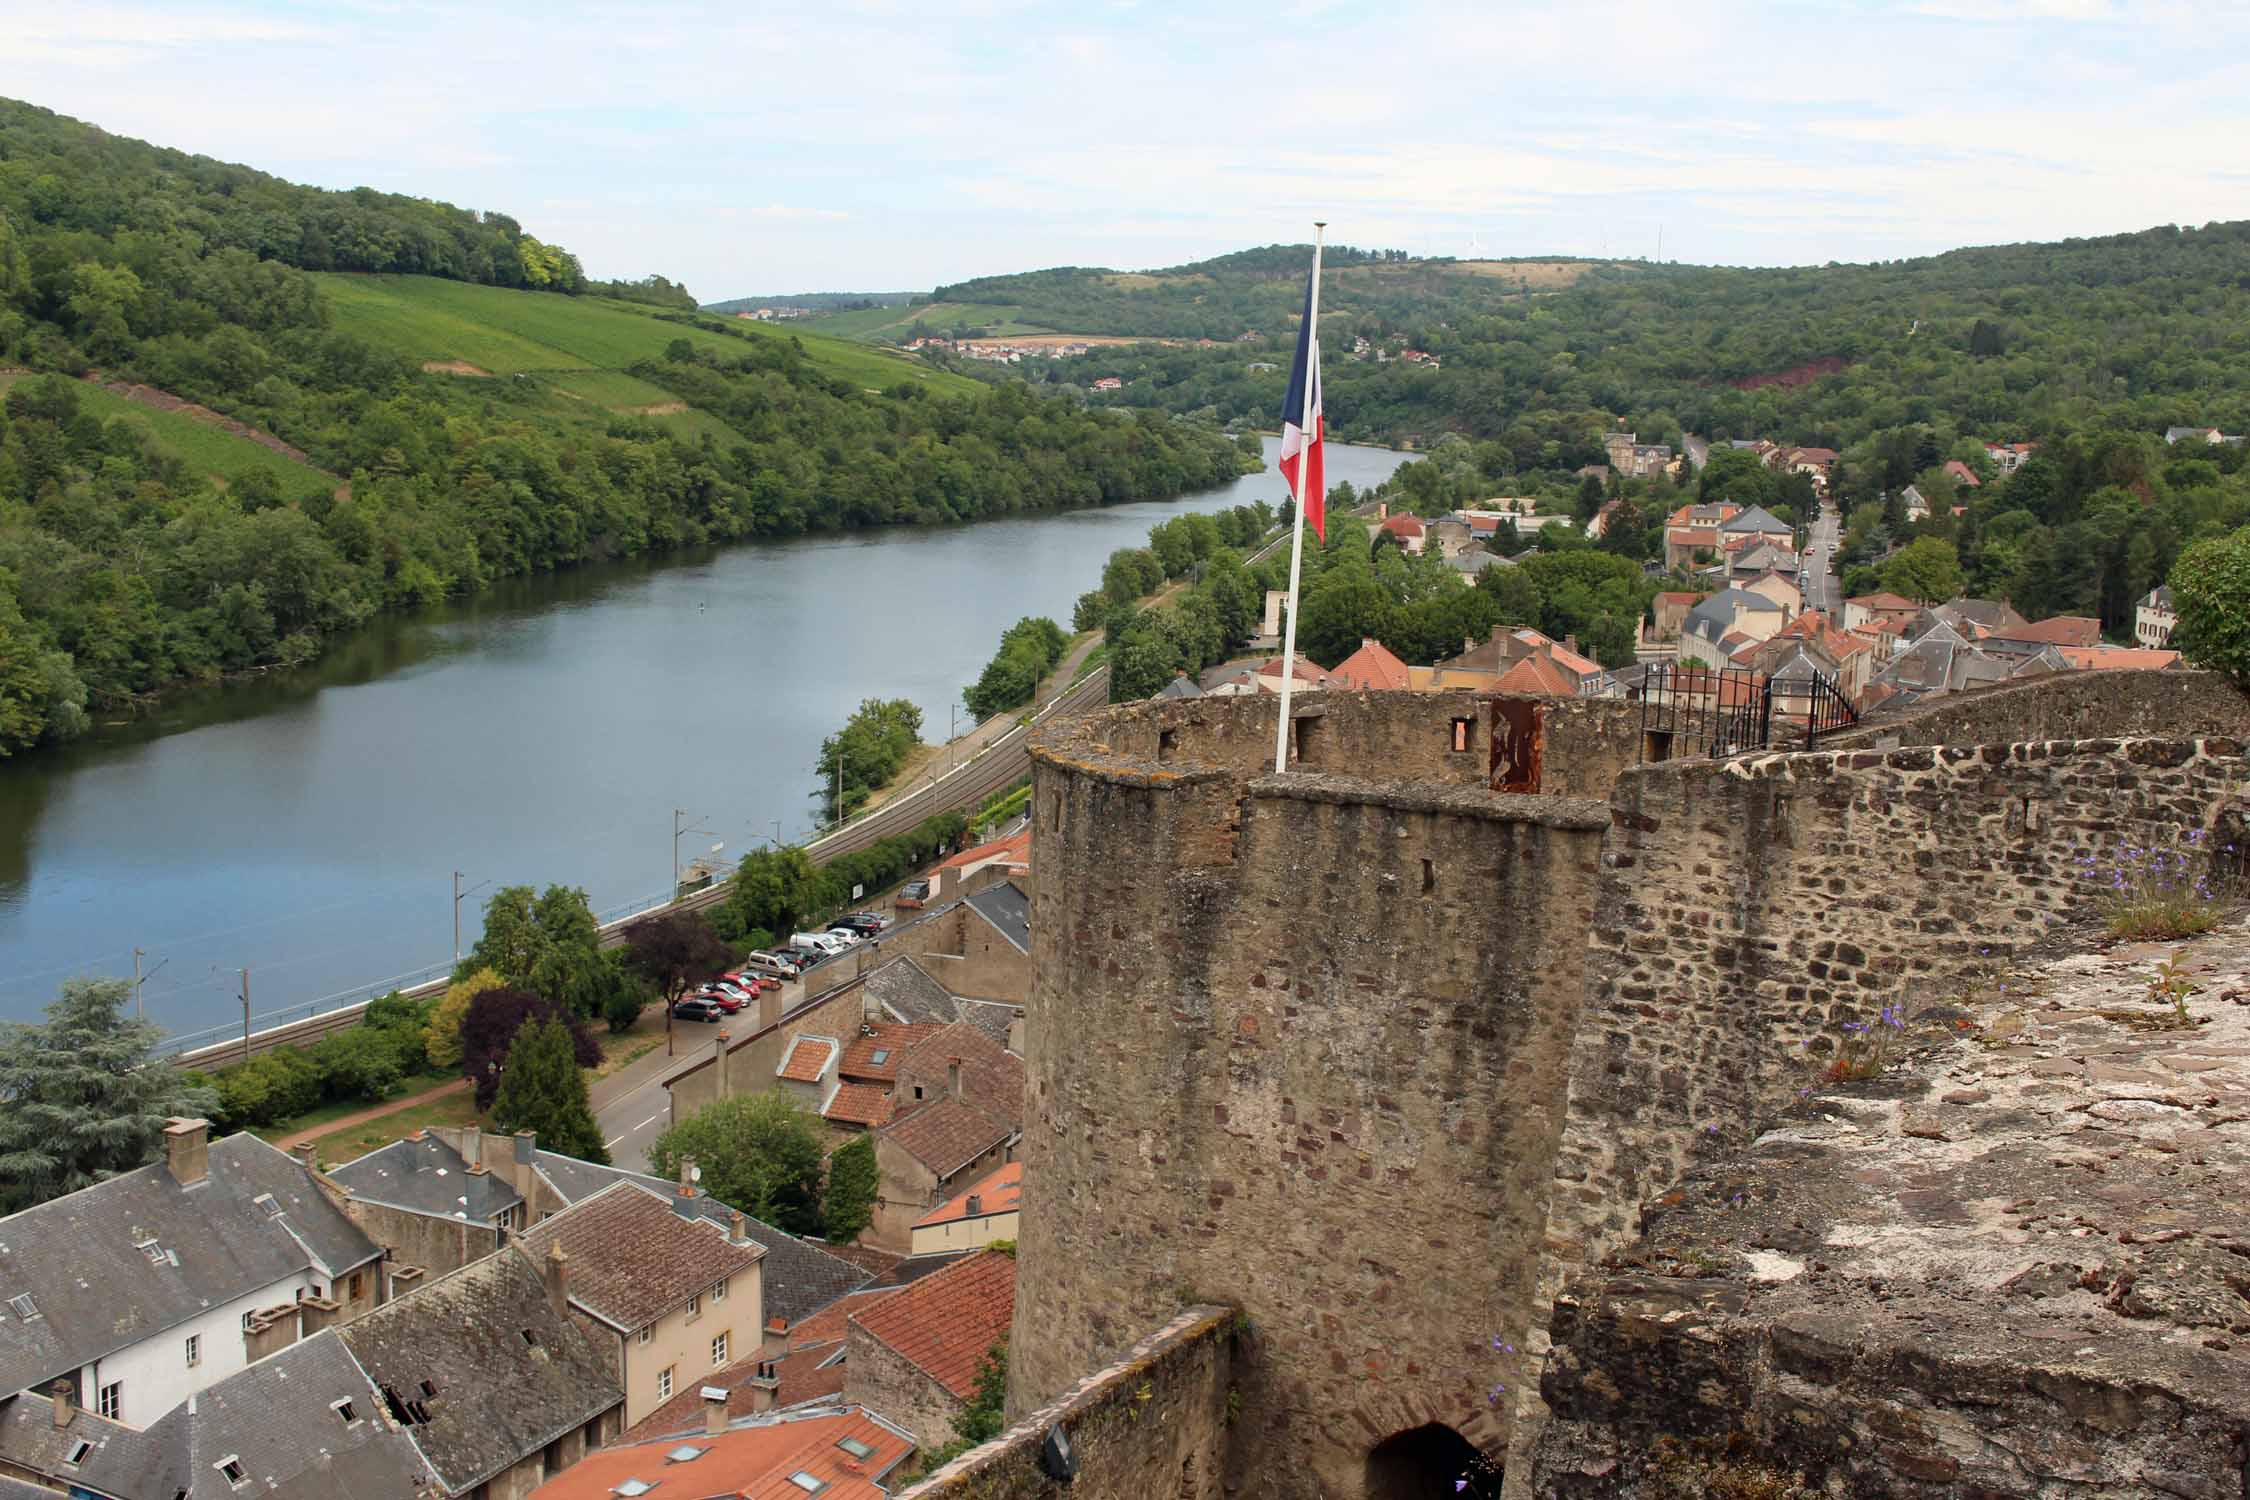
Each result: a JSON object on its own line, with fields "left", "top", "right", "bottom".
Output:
{"left": 0, "top": 98, "right": 1256, "bottom": 756}
{"left": 0, "top": 372, "right": 334, "bottom": 495}
{"left": 316, "top": 274, "right": 979, "bottom": 396}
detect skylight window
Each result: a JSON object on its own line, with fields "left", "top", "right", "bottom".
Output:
{"left": 664, "top": 1446, "right": 705, "bottom": 1464}
{"left": 140, "top": 1240, "right": 166, "bottom": 1264}
{"left": 612, "top": 1481, "right": 653, "bottom": 1497}
{"left": 520, "top": 1328, "right": 539, "bottom": 1347}
{"left": 217, "top": 1457, "right": 246, "bottom": 1487}
{"left": 253, "top": 1193, "right": 282, "bottom": 1219}
{"left": 869, "top": 1049, "right": 889, "bottom": 1065}
{"left": 8, "top": 1294, "right": 36, "bottom": 1320}
{"left": 787, "top": 1474, "right": 828, "bottom": 1495}
{"left": 836, "top": 1436, "right": 876, "bottom": 1460}
{"left": 332, "top": 1399, "right": 358, "bottom": 1423}
{"left": 66, "top": 1440, "right": 92, "bottom": 1464}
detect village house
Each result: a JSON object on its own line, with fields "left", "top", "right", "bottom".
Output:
{"left": 1741, "top": 610, "right": 1876, "bottom": 703}
{"left": 1204, "top": 654, "right": 1334, "bottom": 696}
{"left": 1842, "top": 591, "right": 1923, "bottom": 633}
{"left": 1661, "top": 501, "right": 1739, "bottom": 571}
{"left": 909, "top": 1162, "right": 1022, "bottom": 1257}
{"left": 532, "top": 1401, "right": 916, "bottom": 1500}
{"left": 1676, "top": 588, "right": 1789, "bottom": 671}
{"left": 1990, "top": 615, "right": 2103, "bottom": 651}
{"left": 623, "top": 1283, "right": 902, "bottom": 1437}
{"left": 2165, "top": 425, "right": 2224, "bottom": 445}
{"left": 1942, "top": 459, "right": 1982, "bottom": 488}
{"left": 1983, "top": 440, "right": 2038, "bottom": 473}
{"left": 516, "top": 1179, "right": 767, "bottom": 1428}
{"left": 866, "top": 1023, "right": 1023, "bottom": 1249}
{"left": 2056, "top": 644, "right": 2184, "bottom": 672}
{"left": 2136, "top": 584, "right": 2179, "bottom": 647}
{"left": 1646, "top": 590, "right": 1707, "bottom": 643}
{"left": 0, "top": 1119, "right": 384, "bottom": 1430}
{"left": 1782, "top": 446, "right": 1838, "bottom": 489}
{"left": 842, "top": 1249, "right": 1016, "bottom": 1454}
{"left": 1375, "top": 512, "right": 1428, "bottom": 554}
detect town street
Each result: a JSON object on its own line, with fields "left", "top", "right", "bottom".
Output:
{"left": 1802, "top": 500, "right": 1843, "bottom": 614}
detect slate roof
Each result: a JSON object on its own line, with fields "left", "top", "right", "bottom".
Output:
{"left": 2144, "top": 584, "right": 2177, "bottom": 611}
{"left": 0, "top": 1130, "right": 380, "bottom": 1399}
{"left": 1681, "top": 588, "right": 1784, "bottom": 645}
{"left": 1448, "top": 548, "right": 1510, "bottom": 573}
{"left": 0, "top": 1388, "right": 180, "bottom": 1500}
{"left": 952, "top": 998, "right": 1020, "bottom": 1047}
{"left": 166, "top": 1332, "right": 432, "bottom": 1500}
{"left": 847, "top": 1249, "right": 1016, "bottom": 1400}
{"left": 964, "top": 881, "right": 1030, "bottom": 956}
{"left": 329, "top": 1132, "right": 523, "bottom": 1223}
{"left": 536, "top": 1405, "right": 915, "bottom": 1500}
{"left": 1155, "top": 672, "right": 1203, "bottom": 698}
{"left": 862, "top": 955, "right": 959, "bottom": 1026}
{"left": 1720, "top": 504, "right": 1791, "bottom": 535}
{"left": 515, "top": 1180, "right": 762, "bottom": 1333}
{"left": 337, "top": 1245, "right": 621, "bottom": 1494}
{"left": 877, "top": 1097, "right": 1014, "bottom": 1178}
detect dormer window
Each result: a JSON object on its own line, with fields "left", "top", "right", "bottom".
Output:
{"left": 253, "top": 1193, "right": 282, "bottom": 1219}
{"left": 66, "top": 1440, "right": 92, "bottom": 1465}
{"left": 9, "top": 1294, "right": 37, "bottom": 1320}
{"left": 217, "top": 1457, "right": 247, "bottom": 1488}
{"left": 332, "top": 1399, "right": 358, "bottom": 1423}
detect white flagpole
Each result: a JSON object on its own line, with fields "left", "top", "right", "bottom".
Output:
{"left": 1273, "top": 221, "right": 1326, "bottom": 774}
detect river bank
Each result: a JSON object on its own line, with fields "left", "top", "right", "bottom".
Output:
{"left": 0, "top": 439, "right": 1411, "bottom": 1036}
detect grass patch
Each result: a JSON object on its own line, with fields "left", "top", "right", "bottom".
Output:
{"left": 796, "top": 300, "right": 1051, "bottom": 344}
{"left": 1071, "top": 640, "right": 1111, "bottom": 684}
{"left": 0, "top": 373, "right": 335, "bottom": 495}
{"left": 298, "top": 1088, "right": 483, "bottom": 1165}
{"left": 2106, "top": 894, "right": 2221, "bottom": 942}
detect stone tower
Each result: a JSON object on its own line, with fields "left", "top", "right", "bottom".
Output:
{"left": 1010, "top": 691, "right": 1627, "bottom": 1497}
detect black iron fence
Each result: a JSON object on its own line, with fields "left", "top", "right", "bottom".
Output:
{"left": 1632, "top": 664, "right": 1857, "bottom": 762}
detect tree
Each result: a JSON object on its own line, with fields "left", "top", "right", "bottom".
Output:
{"left": 718, "top": 844, "right": 822, "bottom": 944}
{"left": 823, "top": 1134, "right": 878, "bottom": 1244}
{"left": 1880, "top": 537, "right": 1965, "bottom": 604}
{"left": 460, "top": 987, "right": 601, "bottom": 1108}
{"left": 2168, "top": 526, "right": 2250, "bottom": 688}
{"left": 425, "top": 967, "right": 505, "bottom": 1069}
{"left": 650, "top": 1091, "right": 827, "bottom": 1236}
{"left": 463, "top": 884, "right": 615, "bottom": 1017}
{"left": 491, "top": 1017, "right": 607, "bottom": 1163}
{"left": 623, "top": 910, "right": 731, "bottom": 1013}
{"left": 915, "top": 1338, "right": 1010, "bottom": 1474}
{"left": 0, "top": 979, "right": 218, "bottom": 1213}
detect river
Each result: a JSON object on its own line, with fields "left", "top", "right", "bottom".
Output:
{"left": 0, "top": 438, "right": 1409, "bottom": 1040}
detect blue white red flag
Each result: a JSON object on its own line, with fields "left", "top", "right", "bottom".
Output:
{"left": 1277, "top": 267, "right": 1324, "bottom": 540}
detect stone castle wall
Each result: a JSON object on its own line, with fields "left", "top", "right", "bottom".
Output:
{"left": 1017, "top": 692, "right": 1611, "bottom": 1496}
{"left": 1828, "top": 666, "right": 2250, "bottom": 751}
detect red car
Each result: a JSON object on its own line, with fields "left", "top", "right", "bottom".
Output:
{"left": 724, "top": 970, "right": 781, "bottom": 994}
{"left": 691, "top": 986, "right": 746, "bottom": 1013}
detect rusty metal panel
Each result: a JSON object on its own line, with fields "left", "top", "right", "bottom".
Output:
{"left": 1489, "top": 699, "right": 1544, "bottom": 793}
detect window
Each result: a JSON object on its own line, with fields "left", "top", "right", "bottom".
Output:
{"left": 786, "top": 1473, "right": 827, "bottom": 1496}
{"left": 711, "top": 1277, "right": 728, "bottom": 1303}
{"left": 520, "top": 1328, "right": 539, "bottom": 1347}
{"left": 836, "top": 1436, "right": 876, "bottom": 1460}
{"left": 217, "top": 1457, "right": 246, "bottom": 1487}
{"left": 636, "top": 1326, "right": 653, "bottom": 1347}
{"left": 1451, "top": 717, "right": 1474, "bottom": 752}
{"left": 347, "top": 1272, "right": 365, "bottom": 1301}
{"left": 241, "top": 1311, "right": 257, "bottom": 1332}
{"left": 684, "top": 1293, "right": 700, "bottom": 1322}
{"left": 333, "top": 1399, "right": 358, "bottom": 1423}
{"left": 97, "top": 1381, "right": 122, "bottom": 1421}
{"left": 140, "top": 1239, "right": 166, "bottom": 1263}
{"left": 869, "top": 1049, "right": 889, "bottom": 1066}
{"left": 65, "top": 1440, "right": 92, "bottom": 1465}
{"left": 656, "top": 1366, "right": 674, "bottom": 1402}
{"left": 913, "top": 1085, "right": 924, "bottom": 1101}
{"left": 253, "top": 1192, "right": 281, "bottom": 1219}
{"left": 185, "top": 1334, "right": 201, "bottom": 1367}
{"left": 420, "top": 1380, "right": 438, "bottom": 1399}
{"left": 8, "top": 1293, "right": 37, "bottom": 1320}
{"left": 711, "top": 1331, "right": 728, "bottom": 1366}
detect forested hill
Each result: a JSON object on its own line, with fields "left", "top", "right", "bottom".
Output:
{"left": 931, "top": 245, "right": 1661, "bottom": 340}
{"left": 0, "top": 101, "right": 1257, "bottom": 756}
{"left": 1034, "top": 221, "right": 2250, "bottom": 450}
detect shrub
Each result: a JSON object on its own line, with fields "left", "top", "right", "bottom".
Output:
{"left": 823, "top": 1135, "right": 877, "bottom": 1243}
{"left": 309, "top": 1026, "right": 404, "bottom": 1104}
{"left": 425, "top": 968, "right": 504, "bottom": 1070}
{"left": 213, "top": 1047, "right": 320, "bottom": 1129}
{"left": 650, "top": 1092, "right": 826, "bottom": 1236}
{"left": 2168, "top": 526, "right": 2250, "bottom": 689}
{"left": 2088, "top": 831, "right": 2223, "bottom": 941}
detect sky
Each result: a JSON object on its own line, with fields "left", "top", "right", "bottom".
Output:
{"left": 5, "top": 1, "right": 2249, "bottom": 301}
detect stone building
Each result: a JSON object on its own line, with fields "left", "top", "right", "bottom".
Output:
{"left": 843, "top": 1249, "right": 1015, "bottom": 1453}
{"left": 1000, "top": 674, "right": 2250, "bottom": 1500}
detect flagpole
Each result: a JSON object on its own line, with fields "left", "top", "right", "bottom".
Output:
{"left": 1273, "top": 220, "right": 1325, "bottom": 774}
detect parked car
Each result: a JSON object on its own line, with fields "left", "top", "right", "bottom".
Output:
{"left": 832, "top": 911, "right": 891, "bottom": 936}
{"left": 789, "top": 931, "right": 850, "bottom": 958}
{"left": 823, "top": 927, "right": 866, "bottom": 948}
{"left": 691, "top": 986, "right": 746, "bottom": 1012}
{"left": 744, "top": 951, "right": 805, "bottom": 978}
{"left": 670, "top": 997, "right": 726, "bottom": 1023}
{"left": 705, "top": 979, "right": 757, "bottom": 1003}
{"left": 724, "top": 970, "right": 781, "bottom": 994}
{"left": 894, "top": 879, "right": 932, "bottom": 910}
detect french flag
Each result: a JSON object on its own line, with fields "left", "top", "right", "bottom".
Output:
{"left": 1277, "top": 266, "right": 1325, "bottom": 540}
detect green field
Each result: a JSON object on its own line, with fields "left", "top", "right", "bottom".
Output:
{"left": 0, "top": 372, "right": 336, "bottom": 495}
{"left": 315, "top": 274, "right": 979, "bottom": 396}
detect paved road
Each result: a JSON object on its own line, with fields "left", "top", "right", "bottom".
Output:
{"left": 1802, "top": 502, "right": 1842, "bottom": 614}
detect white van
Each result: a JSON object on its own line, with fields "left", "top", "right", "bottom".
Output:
{"left": 789, "top": 931, "right": 849, "bottom": 958}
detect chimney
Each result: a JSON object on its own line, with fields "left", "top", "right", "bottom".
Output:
{"left": 542, "top": 1242, "right": 569, "bottom": 1319}
{"left": 674, "top": 1158, "right": 699, "bottom": 1219}
{"left": 947, "top": 1060, "right": 963, "bottom": 1102}
{"left": 966, "top": 1194, "right": 982, "bottom": 1217}
{"left": 49, "top": 1380, "right": 72, "bottom": 1429}
{"left": 512, "top": 1130, "right": 538, "bottom": 1208}
{"left": 163, "top": 1118, "right": 210, "bottom": 1187}
{"left": 729, "top": 1211, "right": 749, "bottom": 1247}
{"left": 703, "top": 1386, "right": 729, "bottom": 1437}
{"left": 292, "top": 1141, "right": 318, "bottom": 1175}
{"left": 759, "top": 983, "right": 781, "bottom": 1030}
{"left": 714, "top": 1032, "right": 731, "bottom": 1099}
{"left": 746, "top": 1363, "right": 780, "bottom": 1414}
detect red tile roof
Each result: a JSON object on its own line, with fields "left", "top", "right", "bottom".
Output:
{"left": 914, "top": 1161, "right": 1022, "bottom": 1230}
{"left": 2058, "top": 645, "right": 2181, "bottom": 671}
{"left": 516, "top": 1181, "right": 763, "bottom": 1332}
{"left": 537, "top": 1407, "right": 913, "bottom": 1500}
{"left": 1654, "top": 591, "right": 1706, "bottom": 606}
{"left": 1329, "top": 638, "right": 1412, "bottom": 691}
{"left": 1254, "top": 655, "right": 1332, "bottom": 684}
{"left": 779, "top": 1036, "right": 836, "bottom": 1084}
{"left": 878, "top": 1095, "right": 1013, "bottom": 1177}
{"left": 1999, "top": 615, "right": 2102, "bottom": 648}
{"left": 839, "top": 1023, "right": 947, "bottom": 1083}
{"left": 1847, "top": 592, "right": 1920, "bottom": 612}
{"left": 939, "top": 828, "right": 1030, "bottom": 874}
{"left": 1378, "top": 513, "right": 1426, "bottom": 538}
{"left": 848, "top": 1249, "right": 1016, "bottom": 1399}
{"left": 894, "top": 1022, "right": 1024, "bottom": 1130}
{"left": 1545, "top": 642, "right": 1601, "bottom": 678}
{"left": 1493, "top": 654, "right": 1580, "bottom": 697}
{"left": 823, "top": 1081, "right": 896, "bottom": 1129}
{"left": 788, "top": 1288, "right": 902, "bottom": 1352}
{"left": 1942, "top": 460, "right": 1982, "bottom": 487}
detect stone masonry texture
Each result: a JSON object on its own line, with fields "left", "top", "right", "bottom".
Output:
{"left": 1019, "top": 692, "right": 1610, "bottom": 1497}
{"left": 1532, "top": 914, "right": 2250, "bottom": 1499}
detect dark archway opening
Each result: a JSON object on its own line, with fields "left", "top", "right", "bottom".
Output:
{"left": 1363, "top": 1423, "right": 1501, "bottom": 1499}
